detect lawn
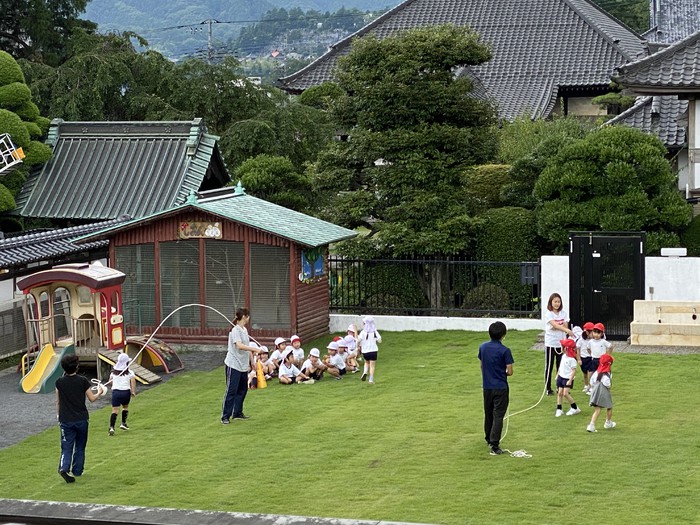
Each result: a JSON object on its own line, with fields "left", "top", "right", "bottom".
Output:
{"left": 1, "top": 330, "right": 698, "bottom": 525}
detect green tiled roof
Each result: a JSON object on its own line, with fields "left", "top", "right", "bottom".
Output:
{"left": 16, "top": 119, "right": 230, "bottom": 220}
{"left": 75, "top": 184, "right": 357, "bottom": 248}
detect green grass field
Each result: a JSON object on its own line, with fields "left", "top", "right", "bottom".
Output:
{"left": 1, "top": 330, "right": 699, "bottom": 525}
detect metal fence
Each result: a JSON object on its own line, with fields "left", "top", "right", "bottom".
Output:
{"left": 329, "top": 256, "right": 540, "bottom": 318}
{"left": 0, "top": 297, "right": 27, "bottom": 359}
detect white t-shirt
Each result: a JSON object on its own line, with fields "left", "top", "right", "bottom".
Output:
{"left": 328, "top": 353, "right": 345, "bottom": 370}
{"left": 544, "top": 309, "right": 569, "bottom": 347}
{"left": 557, "top": 355, "right": 578, "bottom": 380}
{"left": 590, "top": 371, "right": 612, "bottom": 387}
{"left": 270, "top": 349, "right": 283, "bottom": 364}
{"left": 110, "top": 370, "right": 135, "bottom": 391}
{"left": 292, "top": 347, "right": 304, "bottom": 362}
{"left": 577, "top": 339, "right": 591, "bottom": 358}
{"left": 589, "top": 339, "right": 612, "bottom": 358}
{"left": 279, "top": 362, "right": 302, "bottom": 378}
{"left": 358, "top": 330, "right": 381, "bottom": 353}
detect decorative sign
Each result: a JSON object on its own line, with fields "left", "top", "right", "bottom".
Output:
{"left": 300, "top": 248, "right": 325, "bottom": 283}
{"left": 179, "top": 221, "right": 222, "bottom": 239}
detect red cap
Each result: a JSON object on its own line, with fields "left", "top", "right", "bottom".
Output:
{"left": 582, "top": 322, "right": 595, "bottom": 331}
{"left": 598, "top": 353, "right": 614, "bottom": 373}
{"left": 593, "top": 323, "right": 605, "bottom": 332}
{"left": 560, "top": 338, "right": 576, "bottom": 348}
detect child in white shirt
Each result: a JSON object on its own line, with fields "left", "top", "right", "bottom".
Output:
{"left": 324, "top": 341, "right": 344, "bottom": 380}
{"left": 300, "top": 348, "right": 327, "bottom": 380}
{"left": 269, "top": 337, "right": 288, "bottom": 375}
{"left": 108, "top": 353, "right": 136, "bottom": 436}
{"left": 358, "top": 315, "right": 381, "bottom": 384}
{"left": 554, "top": 338, "right": 581, "bottom": 418}
{"left": 587, "top": 353, "right": 615, "bottom": 432}
{"left": 278, "top": 349, "right": 312, "bottom": 384}
{"left": 589, "top": 323, "right": 612, "bottom": 371}
{"left": 290, "top": 335, "right": 304, "bottom": 367}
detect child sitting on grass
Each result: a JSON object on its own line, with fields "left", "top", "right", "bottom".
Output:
{"left": 343, "top": 334, "right": 360, "bottom": 372}
{"left": 324, "top": 341, "right": 344, "bottom": 380}
{"left": 300, "top": 348, "right": 327, "bottom": 380}
{"left": 278, "top": 349, "right": 313, "bottom": 384}
{"left": 290, "top": 335, "right": 304, "bottom": 367}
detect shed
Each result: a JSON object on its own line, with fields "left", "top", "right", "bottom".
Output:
{"left": 75, "top": 184, "right": 356, "bottom": 345}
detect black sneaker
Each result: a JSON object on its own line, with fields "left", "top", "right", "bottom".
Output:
{"left": 361, "top": 373, "right": 367, "bottom": 382}
{"left": 233, "top": 414, "right": 250, "bottom": 420}
{"left": 59, "top": 470, "right": 76, "bottom": 483}
{"left": 221, "top": 418, "right": 230, "bottom": 425}
{"left": 489, "top": 447, "right": 504, "bottom": 456}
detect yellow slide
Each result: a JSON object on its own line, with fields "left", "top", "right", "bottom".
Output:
{"left": 20, "top": 344, "right": 74, "bottom": 394}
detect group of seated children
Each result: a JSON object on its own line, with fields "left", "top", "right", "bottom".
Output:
{"left": 554, "top": 321, "right": 616, "bottom": 432}
{"left": 247, "top": 325, "right": 361, "bottom": 387}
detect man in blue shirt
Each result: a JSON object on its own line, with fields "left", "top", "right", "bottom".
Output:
{"left": 478, "top": 321, "right": 514, "bottom": 456}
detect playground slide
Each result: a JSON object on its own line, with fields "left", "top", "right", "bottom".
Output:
{"left": 20, "top": 344, "right": 75, "bottom": 394}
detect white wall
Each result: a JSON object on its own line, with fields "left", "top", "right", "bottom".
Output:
{"left": 0, "top": 279, "right": 15, "bottom": 302}
{"left": 646, "top": 256, "right": 700, "bottom": 300}
{"left": 329, "top": 314, "right": 541, "bottom": 334}
{"left": 541, "top": 255, "right": 571, "bottom": 313}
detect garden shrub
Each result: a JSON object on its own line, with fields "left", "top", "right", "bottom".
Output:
{"left": 462, "top": 283, "right": 510, "bottom": 312}
{"left": 680, "top": 215, "right": 700, "bottom": 256}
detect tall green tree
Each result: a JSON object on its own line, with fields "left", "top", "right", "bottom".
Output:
{"left": 0, "top": 0, "right": 95, "bottom": 66}
{"left": 0, "top": 50, "right": 51, "bottom": 224}
{"left": 311, "top": 24, "right": 498, "bottom": 258}
{"left": 534, "top": 125, "right": 692, "bottom": 254}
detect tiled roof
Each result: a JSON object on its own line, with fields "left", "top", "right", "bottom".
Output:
{"left": 0, "top": 217, "right": 130, "bottom": 269}
{"left": 277, "top": 0, "right": 647, "bottom": 120}
{"left": 76, "top": 184, "right": 357, "bottom": 249}
{"left": 16, "top": 119, "right": 230, "bottom": 221}
{"left": 606, "top": 95, "right": 687, "bottom": 148}
{"left": 613, "top": 29, "right": 700, "bottom": 93}
{"left": 644, "top": 0, "right": 700, "bottom": 44}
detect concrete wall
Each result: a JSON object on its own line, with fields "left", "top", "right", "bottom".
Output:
{"left": 646, "top": 256, "right": 700, "bottom": 300}
{"left": 329, "top": 314, "right": 542, "bottom": 334}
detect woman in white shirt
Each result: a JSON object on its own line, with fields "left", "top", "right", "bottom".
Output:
{"left": 543, "top": 293, "right": 575, "bottom": 396}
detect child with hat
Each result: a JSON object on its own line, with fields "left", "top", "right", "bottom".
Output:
{"left": 324, "top": 340, "right": 344, "bottom": 380}
{"left": 269, "top": 337, "right": 288, "bottom": 373}
{"left": 108, "top": 352, "right": 136, "bottom": 436}
{"left": 587, "top": 353, "right": 616, "bottom": 432}
{"left": 278, "top": 348, "right": 313, "bottom": 384}
{"left": 300, "top": 348, "right": 328, "bottom": 380}
{"left": 589, "top": 323, "right": 612, "bottom": 373}
{"left": 554, "top": 338, "right": 581, "bottom": 417}
{"left": 357, "top": 315, "right": 381, "bottom": 384}
{"left": 290, "top": 335, "right": 304, "bottom": 367}
{"left": 578, "top": 322, "right": 595, "bottom": 394}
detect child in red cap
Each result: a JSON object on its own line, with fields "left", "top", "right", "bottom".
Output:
{"left": 554, "top": 338, "right": 581, "bottom": 417}
{"left": 587, "top": 354, "right": 615, "bottom": 432}
{"left": 589, "top": 322, "right": 612, "bottom": 372}
{"left": 578, "top": 322, "right": 595, "bottom": 394}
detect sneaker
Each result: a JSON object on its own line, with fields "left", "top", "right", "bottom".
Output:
{"left": 489, "top": 447, "right": 504, "bottom": 456}
{"left": 233, "top": 414, "right": 250, "bottom": 420}
{"left": 586, "top": 423, "right": 597, "bottom": 433}
{"left": 604, "top": 420, "right": 617, "bottom": 429}
{"left": 301, "top": 379, "right": 315, "bottom": 384}
{"left": 335, "top": 376, "right": 343, "bottom": 380}
{"left": 119, "top": 423, "right": 129, "bottom": 430}
{"left": 555, "top": 409, "right": 563, "bottom": 417}
{"left": 221, "top": 418, "right": 230, "bottom": 425}
{"left": 361, "top": 373, "right": 367, "bottom": 382}
{"left": 59, "top": 470, "right": 76, "bottom": 483}
{"left": 566, "top": 408, "right": 581, "bottom": 416}
{"left": 546, "top": 390, "right": 555, "bottom": 396}
{"left": 369, "top": 380, "right": 375, "bottom": 384}
{"left": 582, "top": 386, "right": 589, "bottom": 393}
{"left": 109, "top": 427, "right": 115, "bottom": 436}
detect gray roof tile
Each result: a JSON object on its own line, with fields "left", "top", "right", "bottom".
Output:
{"left": 277, "top": 0, "right": 647, "bottom": 120}
{"left": 606, "top": 95, "right": 687, "bottom": 148}
{"left": 17, "top": 119, "right": 230, "bottom": 221}
{"left": 0, "top": 217, "right": 130, "bottom": 269}
{"left": 644, "top": 0, "right": 700, "bottom": 44}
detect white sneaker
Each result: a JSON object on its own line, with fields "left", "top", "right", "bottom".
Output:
{"left": 566, "top": 408, "right": 581, "bottom": 416}
{"left": 604, "top": 420, "right": 616, "bottom": 429}
{"left": 555, "top": 409, "right": 563, "bottom": 417}
{"left": 586, "top": 423, "right": 597, "bottom": 433}
{"left": 582, "top": 386, "right": 589, "bottom": 393}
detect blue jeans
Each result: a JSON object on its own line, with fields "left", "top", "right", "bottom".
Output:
{"left": 221, "top": 366, "right": 248, "bottom": 420}
{"left": 58, "top": 420, "right": 89, "bottom": 475}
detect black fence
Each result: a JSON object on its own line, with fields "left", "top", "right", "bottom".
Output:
{"left": 329, "top": 256, "right": 540, "bottom": 318}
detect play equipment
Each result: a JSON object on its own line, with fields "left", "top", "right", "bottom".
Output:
{"left": 0, "top": 133, "right": 25, "bottom": 176}
{"left": 19, "top": 343, "right": 75, "bottom": 394}
{"left": 16, "top": 262, "right": 183, "bottom": 392}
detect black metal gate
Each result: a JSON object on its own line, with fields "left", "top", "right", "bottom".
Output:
{"left": 569, "top": 232, "right": 645, "bottom": 340}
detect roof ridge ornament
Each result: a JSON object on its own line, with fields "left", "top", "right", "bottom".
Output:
{"left": 186, "top": 190, "right": 198, "bottom": 204}
{"left": 234, "top": 180, "right": 246, "bottom": 195}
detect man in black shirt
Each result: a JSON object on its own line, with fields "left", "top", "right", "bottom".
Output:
{"left": 55, "top": 354, "right": 104, "bottom": 483}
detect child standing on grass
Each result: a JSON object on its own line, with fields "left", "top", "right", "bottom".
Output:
{"left": 478, "top": 321, "right": 514, "bottom": 456}
{"left": 555, "top": 338, "right": 581, "bottom": 417}
{"left": 358, "top": 315, "right": 381, "bottom": 384}
{"left": 579, "top": 322, "right": 595, "bottom": 394}
{"left": 544, "top": 293, "right": 575, "bottom": 396}
{"left": 587, "top": 354, "right": 616, "bottom": 432}
{"left": 589, "top": 323, "right": 612, "bottom": 371}
{"left": 55, "top": 354, "right": 104, "bottom": 483}
{"left": 108, "top": 353, "right": 136, "bottom": 436}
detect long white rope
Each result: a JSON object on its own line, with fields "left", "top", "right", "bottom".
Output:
{"left": 92, "top": 303, "right": 236, "bottom": 393}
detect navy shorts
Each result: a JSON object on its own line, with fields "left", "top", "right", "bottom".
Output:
{"left": 362, "top": 351, "right": 378, "bottom": 362}
{"left": 111, "top": 389, "right": 131, "bottom": 407}
{"left": 339, "top": 367, "right": 347, "bottom": 376}
{"left": 581, "top": 357, "right": 594, "bottom": 373}
{"left": 556, "top": 376, "right": 573, "bottom": 390}
{"left": 591, "top": 357, "right": 600, "bottom": 371}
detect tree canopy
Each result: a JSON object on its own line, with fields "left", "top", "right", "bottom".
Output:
{"left": 312, "top": 24, "right": 498, "bottom": 257}
{"left": 534, "top": 125, "right": 692, "bottom": 254}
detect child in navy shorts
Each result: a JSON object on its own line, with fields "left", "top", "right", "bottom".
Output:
{"left": 109, "top": 353, "right": 136, "bottom": 436}
{"left": 555, "top": 339, "right": 580, "bottom": 418}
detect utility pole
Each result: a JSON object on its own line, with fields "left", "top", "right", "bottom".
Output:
{"left": 202, "top": 19, "right": 220, "bottom": 64}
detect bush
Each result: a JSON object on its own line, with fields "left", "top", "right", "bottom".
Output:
{"left": 0, "top": 51, "right": 25, "bottom": 85}
{"left": 680, "top": 215, "right": 700, "bottom": 256}
{"left": 462, "top": 283, "right": 510, "bottom": 312}
{"left": 463, "top": 164, "right": 511, "bottom": 214}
